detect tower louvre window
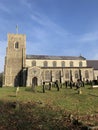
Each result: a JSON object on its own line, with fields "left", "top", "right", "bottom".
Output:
{"left": 15, "top": 42, "right": 19, "bottom": 49}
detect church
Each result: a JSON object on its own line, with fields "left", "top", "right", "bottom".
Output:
{"left": 3, "top": 33, "right": 98, "bottom": 87}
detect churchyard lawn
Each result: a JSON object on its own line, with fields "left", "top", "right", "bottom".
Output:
{"left": 0, "top": 85, "right": 98, "bottom": 129}
{"left": 0, "top": 85, "right": 98, "bottom": 114}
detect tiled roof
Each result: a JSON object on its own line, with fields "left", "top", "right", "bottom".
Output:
{"left": 87, "top": 60, "right": 98, "bottom": 70}
{"left": 26, "top": 55, "right": 86, "bottom": 60}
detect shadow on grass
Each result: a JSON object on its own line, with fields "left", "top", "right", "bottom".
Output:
{"left": 0, "top": 99, "right": 91, "bottom": 130}
{"left": 8, "top": 95, "right": 16, "bottom": 97}
{"left": 88, "top": 94, "right": 98, "bottom": 97}
{"left": 37, "top": 90, "right": 43, "bottom": 93}
{"left": 88, "top": 87, "right": 93, "bottom": 89}
{"left": 25, "top": 88, "right": 44, "bottom": 93}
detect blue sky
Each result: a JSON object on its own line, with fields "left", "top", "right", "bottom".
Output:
{"left": 0, "top": 0, "right": 98, "bottom": 72}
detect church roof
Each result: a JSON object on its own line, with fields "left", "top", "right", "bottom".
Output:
{"left": 26, "top": 55, "right": 86, "bottom": 60}
{"left": 87, "top": 60, "right": 98, "bottom": 70}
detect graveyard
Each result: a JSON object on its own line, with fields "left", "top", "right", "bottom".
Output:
{"left": 0, "top": 85, "right": 98, "bottom": 130}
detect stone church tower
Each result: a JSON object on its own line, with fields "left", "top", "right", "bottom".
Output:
{"left": 4, "top": 33, "right": 26, "bottom": 87}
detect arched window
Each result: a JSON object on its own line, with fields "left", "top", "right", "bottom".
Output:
{"left": 45, "top": 71, "right": 50, "bottom": 80}
{"left": 61, "top": 61, "right": 65, "bottom": 67}
{"left": 75, "top": 70, "right": 79, "bottom": 79}
{"left": 55, "top": 71, "right": 60, "bottom": 79}
{"left": 53, "top": 61, "right": 57, "bottom": 67}
{"left": 65, "top": 70, "right": 69, "bottom": 79}
{"left": 79, "top": 61, "right": 82, "bottom": 67}
{"left": 15, "top": 42, "right": 19, "bottom": 49}
{"left": 70, "top": 61, "right": 73, "bottom": 67}
{"left": 32, "top": 61, "right": 36, "bottom": 66}
{"left": 85, "top": 70, "right": 89, "bottom": 78}
{"left": 43, "top": 61, "right": 48, "bottom": 67}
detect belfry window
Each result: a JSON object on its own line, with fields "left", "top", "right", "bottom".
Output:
{"left": 15, "top": 42, "right": 19, "bottom": 49}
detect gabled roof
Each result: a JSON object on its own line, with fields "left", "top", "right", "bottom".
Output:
{"left": 87, "top": 60, "right": 98, "bottom": 70}
{"left": 26, "top": 55, "right": 86, "bottom": 60}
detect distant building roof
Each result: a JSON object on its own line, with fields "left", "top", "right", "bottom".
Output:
{"left": 26, "top": 55, "right": 86, "bottom": 60}
{"left": 87, "top": 60, "right": 98, "bottom": 70}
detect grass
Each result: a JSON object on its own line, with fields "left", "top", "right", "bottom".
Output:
{"left": 0, "top": 85, "right": 98, "bottom": 129}
{"left": 0, "top": 85, "right": 98, "bottom": 115}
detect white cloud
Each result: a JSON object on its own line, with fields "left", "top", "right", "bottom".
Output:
{"left": 29, "top": 11, "right": 98, "bottom": 60}
{"left": 30, "top": 11, "right": 70, "bottom": 37}
{"left": 26, "top": 11, "right": 73, "bottom": 55}
{"left": 0, "top": 3, "right": 10, "bottom": 13}
{"left": 20, "top": 0, "right": 36, "bottom": 9}
{"left": 78, "top": 31, "right": 98, "bottom": 43}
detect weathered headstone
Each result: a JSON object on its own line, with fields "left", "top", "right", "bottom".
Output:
{"left": 43, "top": 82, "right": 45, "bottom": 93}
{"left": 16, "top": 86, "right": 19, "bottom": 96}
